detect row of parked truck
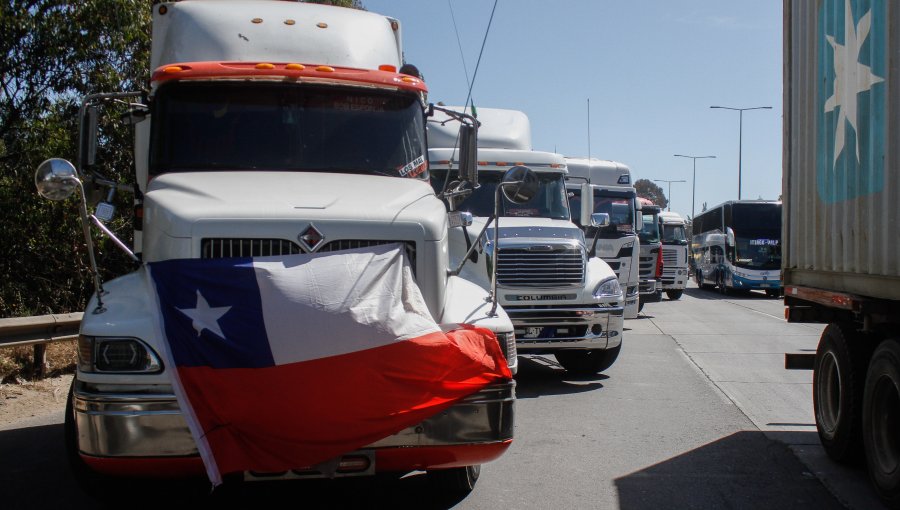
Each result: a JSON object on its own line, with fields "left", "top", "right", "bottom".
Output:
{"left": 29, "top": 0, "right": 687, "bottom": 500}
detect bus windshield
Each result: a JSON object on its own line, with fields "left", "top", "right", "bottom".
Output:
{"left": 431, "top": 170, "right": 570, "bottom": 219}
{"left": 731, "top": 203, "right": 781, "bottom": 270}
{"left": 150, "top": 82, "right": 427, "bottom": 179}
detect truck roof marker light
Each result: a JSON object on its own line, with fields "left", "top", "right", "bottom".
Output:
{"left": 401, "top": 76, "right": 418, "bottom": 84}
{"left": 550, "top": 163, "right": 562, "bottom": 169}
{"left": 255, "top": 63, "right": 275, "bottom": 70}
{"left": 158, "top": 5, "right": 167, "bottom": 15}
{"left": 379, "top": 64, "right": 397, "bottom": 72}
{"left": 515, "top": 162, "right": 525, "bottom": 166}
{"left": 478, "top": 161, "right": 488, "bottom": 166}
{"left": 317, "top": 22, "right": 328, "bottom": 29}
{"left": 164, "top": 66, "right": 184, "bottom": 74}
{"left": 285, "top": 63, "right": 305, "bottom": 71}
{"left": 252, "top": 18, "right": 263, "bottom": 24}
{"left": 391, "top": 20, "right": 399, "bottom": 31}
{"left": 496, "top": 162, "right": 508, "bottom": 167}
{"left": 284, "top": 19, "right": 296, "bottom": 26}
{"left": 316, "top": 65, "right": 335, "bottom": 73}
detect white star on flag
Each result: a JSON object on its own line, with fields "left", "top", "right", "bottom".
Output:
{"left": 823, "top": 0, "right": 884, "bottom": 166}
{"left": 177, "top": 290, "right": 231, "bottom": 339}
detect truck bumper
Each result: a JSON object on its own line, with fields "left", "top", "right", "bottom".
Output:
{"left": 72, "top": 379, "right": 514, "bottom": 478}
{"left": 504, "top": 304, "right": 624, "bottom": 353}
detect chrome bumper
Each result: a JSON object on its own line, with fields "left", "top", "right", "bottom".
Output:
{"left": 73, "top": 379, "right": 515, "bottom": 458}
{"left": 504, "top": 305, "right": 624, "bottom": 352}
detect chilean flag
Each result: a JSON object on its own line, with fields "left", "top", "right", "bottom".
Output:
{"left": 146, "top": 243, "right": 511, "bottom": 485}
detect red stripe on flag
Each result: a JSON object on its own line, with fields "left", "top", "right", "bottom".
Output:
{"left": 177, "top": 327, "right": 511, "bottom": 476}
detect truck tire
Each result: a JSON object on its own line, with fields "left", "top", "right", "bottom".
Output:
{"left": 862, "top": 339, "right": 900, "bottom": 508}
{"left": 555, "top": 344, "right": 621, "bottom": 375}
{"left": 666, "top": 289, "right": 683, "bottom": 300}
{"left": 427, "top": 465, "right": 480, "bottom": 497}
{"left": 814, "top": 323, "right": 870, "bottom": 463}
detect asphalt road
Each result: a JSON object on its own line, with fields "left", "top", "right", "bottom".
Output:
{"left": 0, "top": 283, "right": 887, "bottom": 509}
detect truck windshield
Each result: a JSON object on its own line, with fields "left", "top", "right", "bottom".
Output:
{"left": 661, "top": 224, "right": 686, "bottom": 244}
{"left": 639, "top": 213, "right": 660, "bottom": 244}
{"left": 431, "top": 170, "right": 570, "bottom": 220}
{"left": 150, "top": 82, "right": 427, "bottom": 179}
{"left": 593, "top": 190, "right": 635, "bottom": 234}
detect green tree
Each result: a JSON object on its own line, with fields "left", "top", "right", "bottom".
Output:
{"left": 634, "top": 178, "right": 668, "bottom": 210}
{"left": 1, "top": 0, "right": 151, "bottom": 316}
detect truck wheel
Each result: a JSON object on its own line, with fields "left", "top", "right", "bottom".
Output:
{"left": 814, "top": 323, "right": 871, "bottom": 463}
{"left": 555, "top": 344, "right": 621, "bottom": 375}
{"left": 638, "top": 300, "right": 645, "bottom": 313}
{"left": 666, "top": 289, "right": 683, "bottom": 300}
{"left": 427, "top": 465, "right": 480, "bottom": 496}
{"left": 862, "top": 339, "right": 900, "bottom": 507}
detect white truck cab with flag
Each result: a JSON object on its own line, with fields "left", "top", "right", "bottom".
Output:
{"left": 565, "top": 158, "right": 641, "bottom": 318}
{"left": 34, "top": 1, "right": 521, "bottom": 499}
{"left": 428, "top": 107, "right": 625, "bottom": 375}
{"left": 658, "top": 211, "right": 689, "bottom": 299}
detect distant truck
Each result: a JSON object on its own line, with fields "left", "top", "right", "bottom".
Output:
{"left": 428, "top": 108, "right": 625, "bottom": 375}
{"left": 784, "top": 0, "right": 899, "bottom": 506}
{"left": 637, "top": 198, "right": 663, "bottom": 309}
{"left": 566, "top": 158, "right": 641, "bottom": 318}
{"left": 34, "top": 0, "right": 519, "bottom": 498}
{"left": 658, "top": 211, "right": 689, "bottom": 300}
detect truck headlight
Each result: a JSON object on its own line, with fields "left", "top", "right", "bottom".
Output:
{"left": 593, "top": 277, "right": 622, "bottom": 299}
{"left": 78, "top": 336, "right": 163, "bottom": 373}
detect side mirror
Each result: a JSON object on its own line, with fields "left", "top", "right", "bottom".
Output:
{"left": 448, "top": 210, "right": 473, "bottom": 228}
{"left": 725, "top": 226, "right": 735, "bottom": 247}
{"left": 457, "top": 123, "right": 478, "bottom": 186}
{"left": 590, "top": 212, "right": 610, "bottom": 228}
{"left": 500, "top": 166, "right": 538, "bottom": 204}
{"left": 35, "top": 159, "right": 80, "bottom": 201}
{"left": 580, "top": 182, "right": 593, "bottom": 226}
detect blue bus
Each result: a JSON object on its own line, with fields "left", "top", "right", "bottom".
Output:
{"left": 691, "top": 200, "right": 782, "bottom": 296}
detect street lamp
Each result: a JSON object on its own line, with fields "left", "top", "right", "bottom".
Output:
{"left": 653, "top": 179, "right": 686, "bottom": 211}
{"left": 674, "top": 154, "right": 716, "bottom": 221}
{"left": 710, "top": 105, "right": 772, "bottom": 200}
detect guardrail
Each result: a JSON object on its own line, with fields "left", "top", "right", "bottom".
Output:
{"left": 0, "top": 313, "right": 82, "bottom": 378}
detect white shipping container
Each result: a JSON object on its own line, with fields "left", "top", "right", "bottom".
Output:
{"left": 783, "top": 0, "right": 900, "bottom": 300}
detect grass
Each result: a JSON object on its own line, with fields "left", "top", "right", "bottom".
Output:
{"left": 0, "top": 340, "right": 77, "bottom": 384}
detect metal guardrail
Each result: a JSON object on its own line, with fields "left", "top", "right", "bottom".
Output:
{"left": 0, "top": 313, "right": 83, "bottom": 348}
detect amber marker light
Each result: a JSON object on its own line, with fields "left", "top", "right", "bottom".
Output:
{"left": 317, "top": 22, "right": 328, "bottom": 28}
{"left": 285, "top": 63, "right": 305, "bottom": 71}
{"left": 284, "top": 19, "right": 296, "bottom": 25}
{"left": 255, "top": 63, "right": 275, "bottom": 70}
{"left": 478, "top": 161, "right": 488, "bottom": 166}
{"left": 401, "top": 76, "right": 417, "bottom": 83}
{"left": 315, "top": 65, "right": 335, "bottom": 72}
{"left": 252, "top": 18, "right": 263, "bottom": 24}
{"left": 379, "top": 64, "right": 397, "bottom": 72}
{"left": 164, "top": 66, "right": 184, "bottom": 74}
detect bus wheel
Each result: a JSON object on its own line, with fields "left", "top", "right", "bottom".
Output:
{"left": 716, "top": 273, "right": 729, "bottom": 295}
{"left": 863, "top": 339, "right": 900, "bottom": 507}
{"left": 814, "top": 323, "right": 871, "bottom": 463}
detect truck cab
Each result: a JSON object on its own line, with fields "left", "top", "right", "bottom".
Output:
{"left": 658, "top": 211, "right": 689, "bottom": 300}
{"left": 566, "top": 158, "right": 641, "bottom": 318}
{"left": 37, "top": 1, "right": 516, "bottom": 497}
{"left": 637, "top": 199, "right": 663, "bottom": 309}
{"left": 428, "top": 108, "right": 624, "bottom": 375}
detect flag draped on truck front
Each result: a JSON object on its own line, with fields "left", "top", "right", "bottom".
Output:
{"left": 146, "top": 243, "right": 511, "bottom": 485}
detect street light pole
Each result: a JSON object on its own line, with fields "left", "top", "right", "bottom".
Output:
{"left": 710, "top": 105, "right": 771, "bottom": 200}
{"left": 653, "top": 179, "right": 686, "bottom": 211}
{"left": 674, "top": 154, "right": 716, "bottom": 222}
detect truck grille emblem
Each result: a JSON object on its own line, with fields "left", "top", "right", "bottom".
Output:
{"left": 298, "top": 224, "right": 325, "bottom": 252}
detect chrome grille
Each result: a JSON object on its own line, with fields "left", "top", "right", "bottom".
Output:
{"left": 496, "top": 246, "right": 585, "bottom": 288}
{"left": 201, "top": 238, "right": 416, "bottom": 268}
{"left": 639, "top": 256, "right": 656, "bottom": 278}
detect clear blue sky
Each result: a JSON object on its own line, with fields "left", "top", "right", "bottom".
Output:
{"left": 365, "top": 0, "right": 783, "bottom": 221}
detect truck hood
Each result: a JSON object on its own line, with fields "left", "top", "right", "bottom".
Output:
{"left": 471, "top": 217, "right": 586, "bottom": 246}
{"left": 144, "top": 171, "right": 443, "bottom": 239}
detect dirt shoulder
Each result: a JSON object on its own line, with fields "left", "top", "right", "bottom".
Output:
{"left": 0, "top": 374, "right": 72, "bottom": 428}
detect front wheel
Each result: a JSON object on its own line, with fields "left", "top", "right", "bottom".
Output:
{"left": 716, "top": 273, "right": 729, "bottom": 295}
{"left": 555, "top": 344, "right": 621, "bottom": 375}
{"left": 427, "top": 465, "right": 480, "bottom": 497}
{"left": 666, "top": 289, "right": 683, "bottom": 300}
{"left": 862, "top": 339, "right": 900, "bottom": 508}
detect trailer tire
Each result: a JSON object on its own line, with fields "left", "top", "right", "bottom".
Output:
{"left": 814, "top": 323, "right": 870, "bottom": 463}
{"left": 862, "top": 339, "right": 900, "bottom": 508}
{"left": 666, "top": 289, "right": 683, "bottom": 300}
{"left": 555, "top": 345, "right": 621, "bottom": 375}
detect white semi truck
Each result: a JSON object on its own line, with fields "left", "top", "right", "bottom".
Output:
{"left": 637, "top": 199, "right": 663, "bottom": 309}
{"left": 565, "top": 158, "right": 641, "bottom": 318}
{"left": 428, "top": 108, "right": 625, "bottom": 375}
{"left": 658, "top": 211, "right": 689, "bottom": 300}
{"left": 34, "top": 0, "right": 521, "bottom": 498}
{"left": 783, "top": 0, "right": 899, "bottom": 506}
